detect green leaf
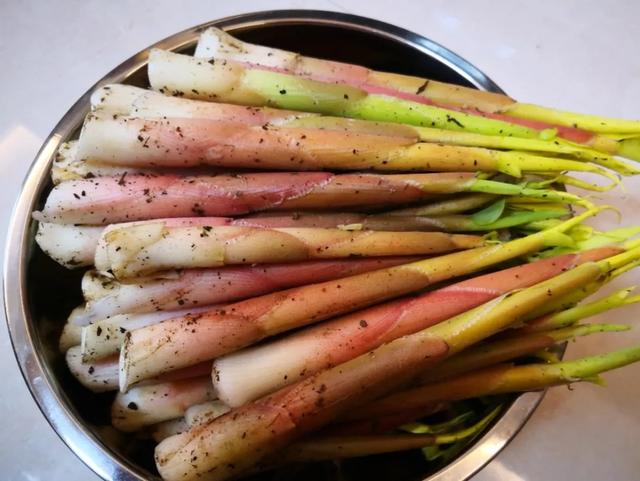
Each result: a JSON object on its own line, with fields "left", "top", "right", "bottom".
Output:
{"left": 471, "top": 199, "right": 506, "bottom": 225}
{"left": 472, "top": 209, "right": 566, "bottom": 231}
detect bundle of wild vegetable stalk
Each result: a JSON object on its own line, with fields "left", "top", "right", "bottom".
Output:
{"left": 34, "top": 28, "right": 640, "bottom": 481}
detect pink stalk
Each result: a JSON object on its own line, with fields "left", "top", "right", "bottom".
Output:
{"left": 79, "top": 257, "right": 416, "bottom": 324}
{"left": 194, "top": 28, "right": 599, "bottom": 144}
{"left": 32, "top": 172, "right": 468, "bottom": 225}
{"left": 75, "top": 115, "right": 413, "bottom": 169}
{"left": 71, "top": 115, "right": 611, "bottom": 180}
{"left": 154, "top": 259, "right": 607, "bottom": 481}
{"left": 211, "top": 246, "right": 620, "bottom": 406}
{"left": 117, "top": 210, "right": 604, "bottom": 389}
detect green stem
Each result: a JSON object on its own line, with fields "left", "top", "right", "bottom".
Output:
{"left": 520, "top": 219, "right": 565, "bottom": 232}
{"left": 525, "top": 288, "right": 638, "bottom": 332}
{"left": 527, "top": 225, "right": 640, "bottom": 259}
{"left": 599, "top": 244, "right": 640, "bottom": 271}
{"left": 530, "top": 345, "right": 640, "bottom": 381}
{"left": 505, "top": 200, "right": 572, "bottom": 215}
{"left": 611, "top": 258, "right": 640, "bottom": 279}
{"left": 411, "top": 126, "right": 636, "bottom": 172}
{"left": 288, "top": 114, "right": 640, "bottom": 175}
{"left": 492, "top": 152, "right": 620, "bottom": 185}
{"left": 502, "top": 103, "right": 640, "bottom": 135}
{"left": 524, "top": 245, "right": 640, "bottom": 319}
{"left": 424, "top": 263, "right": 605, "bottom": 356}
{"left": 422, "top": 243, "right": 640, "bottom": 358}
{"left": 468, "top": 179, "right": 593, "bottom": 208}
{"left": 418, "top": 323, "right": 628, "bottom": 383}
{"left": 351, "top": 346, "right": 640, "bottom": 420}
{"left": 547, "top": 323, "right": 630, "bottom": 341}
{"left": 529, "top": 172, "right": 622, "bottom": 193}
{"left": 468, "top": 210, "right": 566, "bottom": 231}
{"left": 619, "top": 137, "right": 640, "bottom": 162}
{"left": 243, "top": 69, "right": 539, "bottom": 138}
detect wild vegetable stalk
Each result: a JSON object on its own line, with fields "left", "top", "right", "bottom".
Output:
{"left": 184, "top": 401, "right": 231, "bottom": 427}
{"left": 119, "top": 210, "right": 600, "bottom": 391}
{"left": 91, "top": 83, "right": 309, "bottom": 123}
{"left": 229, "top": 209, "right": 567, "bottom": 232}
{"left": 50, "top": 139, "right": 223, "bottom": 184}
{"left": 147, "top": 48, "right": 640, "bottom": 160}
{"left": 59, "top": 307, "right": 85, "bottom": 351}
{"left": 73, "top": 114, "right": 620, "bottom": 183}
{"left": 154, "top": 250, "right": 630, "bottom": 481}
{"left": 151, "top": 419, "right": 189, "bottom": 443}
{"left": 286, "top": 116, "right": 636, "bottom": 175}
{"left": 36, "top": 221, "right": 103, "bottom": 268}
{"left": 525, "top": 226, "right": 640, "bottom": 262}
{"left": 92, "top": 83, "right": 635, "bottom": 175}
{"left": 111, "top": 377, "right": 216, "bottom": 432}
{"left": 66, "top": 346, "right": 119, "bottom": 393}
{"left": 77, "top": 257, "right": 413, "bottom": 324}
{"left": 386, "top": 193, "right": 496, "bottom": 216}
{"left": 81, "top": 306, "right": 215, "bottom": 361}
{"left": 515, "top": 287, "right": 640, "bottom": 334}
{"left": 518, "top": 271, "right": 627, "bottom": 324}
{"left": 96, "top": 223, "right": 483, "bottom": 279}
{"left": 67, "top": 346, "right": 211, "bottom": 393}
{"left": 347, "top": 346, "right": 640, "bottom": 422}
{"left": 40, "top": 212, "right": 446, "bottom": 268}
{"left": 40, "top": 208, "right": 554, "bottom": 268}
{"left": 196, "top": 28, "right": 640, "bottom": 137}
{"left": 32, "top": 171, "right": 591, "bottom": 225}
{"left": 179, "top": 393, "right": 496, "bottom": 466}
{"left": 211, "top": 246, "right": 619, "bottom": 407}
{"left": 260, "top": 407, "right": 501, "bottom": 465}
{"left": 415, "top": 323, "right": 630, "bottom": 384}
{"left": 522, "top": 239, "right": 640, "bottom": 317}
{"left": 37, "top": 217, "right": 233, "bottom": 268}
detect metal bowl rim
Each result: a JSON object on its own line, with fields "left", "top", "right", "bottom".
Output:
{"left": 3, "top": 9, "right": 544, "bottom": 481}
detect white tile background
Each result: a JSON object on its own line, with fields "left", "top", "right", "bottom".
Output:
{"left": 1, "top": 1, "right": 639, "bottom": 480}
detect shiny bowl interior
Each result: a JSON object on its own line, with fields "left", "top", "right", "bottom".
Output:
{"left": 4, "top": 10, "right": 545, "bottom": 481}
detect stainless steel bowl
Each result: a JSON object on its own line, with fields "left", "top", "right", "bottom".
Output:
{"left": 4, "top": 10, "right": 545, "bottom": 481}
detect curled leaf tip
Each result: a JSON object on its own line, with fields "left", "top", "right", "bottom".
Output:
{"left": 596, "top": 168, "right": 622, "bottom": 189}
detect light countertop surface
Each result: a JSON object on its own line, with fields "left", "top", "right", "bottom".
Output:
{"left": 1, "top": 1, "right": 639, "bottom": 480}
